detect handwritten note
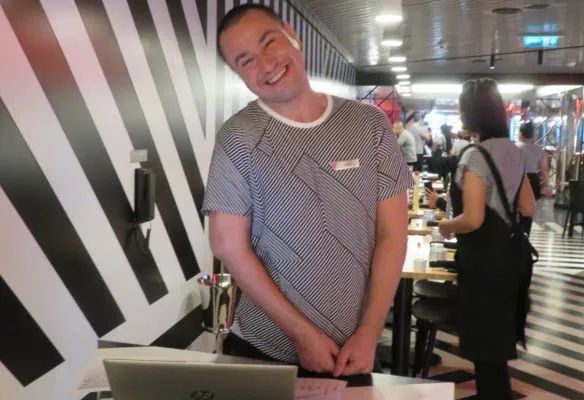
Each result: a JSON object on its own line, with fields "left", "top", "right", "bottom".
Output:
{"left": 294, "top": 378, "right": 347, "bottom": 400}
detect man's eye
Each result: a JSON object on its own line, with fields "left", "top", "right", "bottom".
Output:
{"left": 265, "top": 39, "right": 274, "bottom": 47}
{"left": 241, "top": 58, "right": 253, "bottom": 67}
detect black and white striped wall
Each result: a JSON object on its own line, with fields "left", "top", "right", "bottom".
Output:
{"left": 0, "top": 1, "right": 355, "bottom": 399}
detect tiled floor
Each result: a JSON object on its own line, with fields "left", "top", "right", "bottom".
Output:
{"left": 399, "top": 200, "right": 584, "bottom": 399}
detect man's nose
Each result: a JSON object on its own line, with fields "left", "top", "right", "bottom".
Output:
{"left": 257, "top": 51, "right": 276, "bottom": 73}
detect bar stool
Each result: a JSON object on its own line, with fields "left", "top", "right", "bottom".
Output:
{"left": 562, "top": 180, "right": 584, "bottom": 238}
{"left": 411, "top": 298, "right": 456, "bottom": 378}
{"left": 414, "top": 280, "right": 457, "bottom": 300}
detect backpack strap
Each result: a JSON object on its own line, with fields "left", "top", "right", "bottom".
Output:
{"left": 469, "top": 145, "right": 525, "bottom": 232}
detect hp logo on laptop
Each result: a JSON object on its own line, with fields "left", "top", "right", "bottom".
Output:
{"left": 190, "top": 391, "right": 215, "bottom": 400}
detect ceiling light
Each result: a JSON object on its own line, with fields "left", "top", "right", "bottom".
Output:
{"left": 411, "top": 83, "right": 534, "bottom": 94}
{"left": 398, "top": 81, "right": 411, "bottom": 85}
{"left": 536, "top": 85, "right": 582, "bottom": 97}
{"left": 388, "top": 56, "right": 407, "bottom": 63}
{"left": 401, "top": 93, "right": 411, "bottom": 97}
{"left": 492, "top": 7, "right": 522, "bottom": 15}
{"left": 396, "top": 74, "right": 411, "bottom": 80}
{"left": 412, "top": 84, "right": 462, "bottom": 94}
{"left": 499, "top": 84, "right": 535, "bottom": 94}
{"left": 375, "top": 14, "right": 403, "bottom": 24}
{"left": 391, "top": 66, "right": 407, "bottom": 72}
{"left": 525, "top": 3, "right": 550, "bottom": 10}
{"left": 381, "top": 39, "right": 403, "bottom": 47}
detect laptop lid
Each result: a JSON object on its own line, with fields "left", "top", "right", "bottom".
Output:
{"left": 104, "top": 359, "right": 298, "bottom": 400}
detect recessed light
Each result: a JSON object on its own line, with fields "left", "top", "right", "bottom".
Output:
{"left": 398, "top": 81, "right": 411, "bottom": 85}
{"left": 567, "top": 61, "right": 577, "bottom": 68}
{"left": 396, "top": 74, "right": 410, "bottom": 80}
{"left": 492, "top": 7, "right": 522, "bottom": 15}
{"left": 388, "top": 56, "right": 407, "bottom": 63}
{"left": 525, "top": 3, "right": 550, "bottom": 10}
{"left": 381, "top": 39, "right": 403, "bottom": 47}
{"left": 391, "top": 66, "right": 408, "bottom": 72}
{"left": 375, "top": 14, "right": 403, "bottom": 24}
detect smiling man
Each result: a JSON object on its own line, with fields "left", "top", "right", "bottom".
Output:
{"left": 202, "top": 4, "right": 413, "bottom": 377}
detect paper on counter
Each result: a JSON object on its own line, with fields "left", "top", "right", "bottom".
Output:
{"left": 294, "top": 378, "right": 347, "bottom": 400}
{"left": 343, "top": 382, "right": 455, "bottom": 400}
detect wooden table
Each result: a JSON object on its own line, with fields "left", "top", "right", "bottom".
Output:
{"left": 408, "top": 209, "right": 446, "bottom": 222}
{"left": 421, "top": 172, "right": 440, "bottom": 181}
{"left": 407, "top": 219, "right": 434, "bottom": 236}
{"left": 390, "top": 236, "right": 456, "bottom": 376}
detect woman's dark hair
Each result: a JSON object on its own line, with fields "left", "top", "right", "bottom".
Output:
{"left": 217, "top": 5, "right": 282, "bottom": 61}
{"left": 440, "top": 124, "right": 453, "bottom": 153}
{"left": 519, "top": 121, "right": 534, "bottom": 139}
{"left": 459, "top": 78, "right": 509, "bottom": 142}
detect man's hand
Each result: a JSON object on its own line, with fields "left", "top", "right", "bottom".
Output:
{"left": 293, "top": 326, "right": 340, "bottom": 373}
{"left": 332, "top": 328, "right": 378, "bottom": 377}
{"left": 425, "top": 188, "right": 440, "bottom": 209}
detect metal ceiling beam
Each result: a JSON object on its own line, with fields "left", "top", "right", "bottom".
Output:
{"left": 356, "top": 69, "right": 396, "bottom": 86}
{"left": 405, "top": 73, "right": 584, "bottom": 85}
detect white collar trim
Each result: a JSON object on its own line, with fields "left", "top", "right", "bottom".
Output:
{"left": 258, "top": 95, "right": 332, "bottom": 129}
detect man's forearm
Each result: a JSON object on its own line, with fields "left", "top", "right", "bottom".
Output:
{"left": 219, "top": 247, "right": 314, "bottom": 341}
{"left": 358, "top": 236, "right": 407, "bottom": 336}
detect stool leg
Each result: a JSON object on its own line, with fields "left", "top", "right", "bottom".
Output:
{"left": 421, "top": 325, "right": 438, "bottom": 378}
{"left": 412, "top": 320, "right": 428, "bottom": 377}
{"left": 569, "top": 210, "right": 576, "bottom": 237}
{"left": 562, "top": 210, "right": 571, "bottom": 238}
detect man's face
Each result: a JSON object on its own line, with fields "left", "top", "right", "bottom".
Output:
{"left": 219, "top": 11, "right": 307, "bottom": 104}
{"left": 393, "top": 123, "right": 403, "bottom": 135}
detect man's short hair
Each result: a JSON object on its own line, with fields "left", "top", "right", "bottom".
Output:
{"left": 217, "top": 4, "right": 282, "bottom": 61}
{"left": 520, "top": 121, "right": 534, "bottom": 139}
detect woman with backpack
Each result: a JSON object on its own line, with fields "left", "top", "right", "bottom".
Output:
{"left": 438, "top": 78, "right": 537, "bottom": 399}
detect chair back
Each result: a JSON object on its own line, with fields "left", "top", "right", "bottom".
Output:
{"left": 568, "top": 180, "right": 584, "bottom": 212}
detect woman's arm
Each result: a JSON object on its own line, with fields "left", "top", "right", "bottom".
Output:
{"left": 518, "top": 174, "right": 536, "bottom": 218}
{"left": 439, "top": 171, "right": 485, "bottom": 236}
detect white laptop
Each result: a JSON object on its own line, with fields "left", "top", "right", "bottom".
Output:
{"left": 104, "top": 358, "right": 298, "bottom": 400}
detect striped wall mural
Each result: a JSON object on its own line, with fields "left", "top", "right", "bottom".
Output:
{"left": 0, "top": 1, "right": 355, "bottom": 399}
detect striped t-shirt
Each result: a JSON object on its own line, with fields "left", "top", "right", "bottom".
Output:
{"left": 202, "top": 95, "right": 414, "bottom": 362}
{"left": 455, "top": 138, "right": 525, "bottom": 225}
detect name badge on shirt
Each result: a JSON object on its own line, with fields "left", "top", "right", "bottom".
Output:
{"left": 330, "top": 158, "right": 360, "bottom": 171}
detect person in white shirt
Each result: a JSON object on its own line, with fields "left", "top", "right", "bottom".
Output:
{"left": 407, "top": 112, "right": 430, "bottom": 171}
{"left": 393, "top": 122, "right": 417, "bottom": 169}
{"left": 516, "top": 122, "right": 550, "bottom": 199}
{"left": 450, "top": 128, "right": 472, "bottom": 158}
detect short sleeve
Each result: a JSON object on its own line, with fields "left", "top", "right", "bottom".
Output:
{"left": 455, "top": 148, "right": 491, "bottom": 188}
{"left": 202, "top": 127, "right": 252, "bottom": 216}
{"left": 374, "top": 112, "right": 415, "bottom": 201}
